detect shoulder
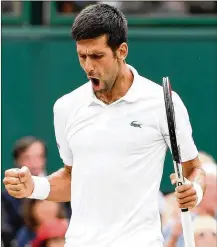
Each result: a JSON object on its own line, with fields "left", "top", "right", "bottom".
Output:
{"left": 2, "top": 189, "right": 22, "bottom": 206}
{"left": 53, "top": 82, "right": 90, "bottom": 115}
{"left": 138, "top": 76, "right": 163, "bottom": 95}
{"left": 136, "top": 75, "right": 165, "bottom": 105}
{"left": 17, "top": 227, "right": 35, "bottom": 240}
{"left": 129, "top": 65, "right": 163, "bottom": 99}
{"left": 137, "top": 75, "right": 184, "bottom": 107}
{"left": 17, "top": 227, "right": 28, "bottom": 237}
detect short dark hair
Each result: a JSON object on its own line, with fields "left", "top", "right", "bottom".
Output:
{"left": 72, "top": 3, "right": 128, "bottom": 51}
{"left": 12, "top": 136, "right": 47, "bottom": 160}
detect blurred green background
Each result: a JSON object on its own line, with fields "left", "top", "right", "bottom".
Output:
{"left": 2, "top": 1, "right": 217, "bottom": 193}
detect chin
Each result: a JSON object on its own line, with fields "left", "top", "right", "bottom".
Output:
{"left": 94, "top": 88, "right": 106, "bottom": 94}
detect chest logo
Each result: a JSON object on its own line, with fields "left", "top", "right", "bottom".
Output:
{"left": 130, "top": 121, "right": 142, "bottom": 128}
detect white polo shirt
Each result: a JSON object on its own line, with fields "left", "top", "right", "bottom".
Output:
{"left": 53, "top": 65, "right": 198, "bottom": 247}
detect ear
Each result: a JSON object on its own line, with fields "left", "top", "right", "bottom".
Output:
{"left": 116, "top": 43, "right": 128, "bottom": 61}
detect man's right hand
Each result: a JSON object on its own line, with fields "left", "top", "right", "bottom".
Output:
{"left": 3, "top": 166, "right": 34, "bottom": 198}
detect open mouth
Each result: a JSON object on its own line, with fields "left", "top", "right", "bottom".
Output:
{"left": 90, "top": 78, "right": 100, "bottom": 86}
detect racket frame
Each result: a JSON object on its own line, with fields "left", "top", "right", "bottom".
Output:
{"left": 162, "top": 77, "right": 195, "bottom": 247}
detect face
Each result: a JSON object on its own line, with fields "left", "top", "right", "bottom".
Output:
{"left": 76, "top": 34, "right": 128, "bottom": 93}
{"left": 33, "top": 200, "right": 60, "bottom": 225}
{"left": 195, "top": 230, "right": 217, "bottom": 247}
{"left": 16, "top": 142, "right": 46, "bottom": 176}
{"left": 200, "top": 175, "right": 217, "bottom": 215}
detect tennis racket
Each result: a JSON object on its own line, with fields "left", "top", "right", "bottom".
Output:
{"left": 162, "top": 77, "right": 195, "bottom": 247}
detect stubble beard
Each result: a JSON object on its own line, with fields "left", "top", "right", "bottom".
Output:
{"left": 95, "top": 75, "right": 119, "bottom": 105}
{"left": 95, "top": 58, "right": 120, "bottom": 103}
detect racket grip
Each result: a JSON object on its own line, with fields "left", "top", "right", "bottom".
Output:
{"left": 181, "top": 211, "right": 195, "bottom": 247}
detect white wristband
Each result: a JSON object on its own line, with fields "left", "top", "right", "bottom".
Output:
{"left": 27, "top": 176, "right": 50, "bottom": 200}
{"left": 184, "top": 178, "right": 203, "bottom": 206}
{"left": 193, "top": 182, "right": 203, "bottom": 206}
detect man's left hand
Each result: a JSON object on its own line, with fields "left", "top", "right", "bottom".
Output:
{"left": 170, "top": 173, "right": 197, "bottom": 209}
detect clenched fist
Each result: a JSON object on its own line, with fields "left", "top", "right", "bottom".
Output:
{"left": 170, "top": 173, "right": 198, "bottom": 209}
{"left": 3, "top": 166, "right": 34, "bottom": 198}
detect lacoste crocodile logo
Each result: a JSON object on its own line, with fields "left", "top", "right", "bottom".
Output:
{"left": 130, "top": 121, "right": 142, "bottom": 128}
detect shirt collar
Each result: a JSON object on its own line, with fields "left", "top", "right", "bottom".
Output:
{"left": 86, "top": 64, "right": 140, "bottom": 106}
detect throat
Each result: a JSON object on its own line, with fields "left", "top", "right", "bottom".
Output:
{"left": 94, "top": 66, "right": 134, "bottom": 105}
{"left": 95, "top": 92, "right": 119, "bottom": 105}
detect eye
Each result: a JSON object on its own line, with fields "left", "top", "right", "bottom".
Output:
{"left": 91, "top": 54, "right": 103, "bottom": 59}
{"left": 212, "top": 232, "right": 216, "bottom": 237}
{"left": 79, "top": 54, "right": 86, "bottom": 59}
{"left": 199, "top": 232, "right": 204, "bottom": 237}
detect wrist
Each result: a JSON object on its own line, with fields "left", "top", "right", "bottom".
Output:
{"left": 167, "top": 235, "right": 179, "bottom": 246}
{"left": 192, "top": 181, "right": 203, "bottom": 206}
{"left": 27, "top": 176, "right": 50, "bottom": 200}
{"left": 184, "top": 177, "right": 203, "bottom": 206}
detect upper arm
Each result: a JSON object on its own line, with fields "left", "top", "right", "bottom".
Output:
{"left": 53, "top": 99, "right": 74, "bottom": 166}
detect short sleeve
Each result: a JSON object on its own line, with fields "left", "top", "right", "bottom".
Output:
{"left": 53, "top": 99, "right": 74, "bottom": 166}
{"left": 160, "top": 92, "right": 198, "bottom": 162}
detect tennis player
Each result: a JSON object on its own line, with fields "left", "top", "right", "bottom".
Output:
{"left": 3, "top": 4, "right": 206, "bottom": 247}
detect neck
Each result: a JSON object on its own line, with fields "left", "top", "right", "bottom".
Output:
{"left": 96, "top": 64, "right": 133, "bottom": 104}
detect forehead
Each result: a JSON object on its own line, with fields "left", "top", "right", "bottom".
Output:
{"left": 76, "top": 35, "right": 110, "bottom": 54}
{"left": 20, "top": 142, "right": 45, "bottom": 156}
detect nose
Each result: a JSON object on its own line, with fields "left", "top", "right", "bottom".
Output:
{"left": 84, "top": 57, "right": 94, "bottom": 75}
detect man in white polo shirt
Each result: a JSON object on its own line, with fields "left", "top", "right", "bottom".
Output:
{"left": 3, "top": 3, "right": 206, "bottom": 247}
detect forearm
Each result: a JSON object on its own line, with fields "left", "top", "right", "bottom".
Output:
{"left": 182, "top": 157, "right": 206, "bottom": 195}
{"left": 164, "top": 237, "right": 178, "bottom": 247}
{"left": 46, "top": 166, "right": 71, "bottom": 202}
{"left": 186, "top": 167, "right": 206, "bottom": 195}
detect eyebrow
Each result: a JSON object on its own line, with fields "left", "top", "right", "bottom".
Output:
{"left": 77, "top": 50, "right": 105, "bottom": 56}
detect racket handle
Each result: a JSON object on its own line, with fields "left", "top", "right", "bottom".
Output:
{"left": 181, "top": 211, "right": 195, "bottom": 247}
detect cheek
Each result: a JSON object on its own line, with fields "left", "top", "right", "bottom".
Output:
{"left": 47, "top": 203, "right": 59, "bottom": 216}
{"left": 102, "top": 56, "right": 117, "bottom": 70}
{"left": 195, "top": 234, "right": 217, "bottom": 247}
{"left": 34, "top": 202, "right": 59, "bottom": 224}
{"left": 105, "top": 61, "right": 119, "bottom": 78}
{"left": 35, "top": 212, "right": 47, "bottom": 224}
{"left": 36, "top": 157, "right": 45, "bottom": 167}
{"left": 79, "top": 60, "right": 85, "bottom": 69}
{"left": 17, "top": 157, "right": 29, "bottom": 166}
{"left": 195, "top": 240, "right": 205, "bottom": 247}
{"left": 205, "top": 236, "right": 217, "bottom": 246}
{"left": 195, "top": 236, "right": 207, "bottom": 247}
{"left": 33, "top": 204, "right": 46, "bottom": 224}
